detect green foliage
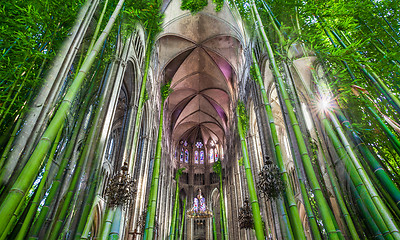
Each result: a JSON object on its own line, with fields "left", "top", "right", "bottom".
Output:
{"left": 125, "top": 0, "right": 164, "bottom": 44}
{"left": 213, "top": 159, "right": 222, "bottom": 175}
{"left": 0, "top": 0, "right": 84, "bottom": 136}
{"left": 212, "top": 0, "right": 224, "bottom": 12}
{"left": 176, "top": 167, "right": 185, "bottom": 180}
{"left": 237, "top": 101, "right": 249, "bottom": 134}
{"left": 238, "top": 157, "right": 244, "bottom": 166}
{"left": 161, "top": 80, "right": 172, "bottom": 102}
{"left": 181, "top": 0, "right": 208, "bottom": 14}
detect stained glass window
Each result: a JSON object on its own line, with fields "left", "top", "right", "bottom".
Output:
{"left": 195, "top": 141, "right": 203, "bottom": 149}
{"left": 200, "top": 150, "right": 204, "bottom": 164}
{"left": 209, "top": 148, "right": 214, "bottom": 163}
{"left": 215, "top": 152, "right": 218, "bottom": 161}
{"left": 184, "top": 141, "right": 188, "bottom": 147}
{"left": 185, "top": 149, "right": 189, "bottom": 163}
{"left": 194, "top": 151, "right": 199, "bottom": 164}
{"left": 180, "top": 148, "right": 184, "bottom": 162}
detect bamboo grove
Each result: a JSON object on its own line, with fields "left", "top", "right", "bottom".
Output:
{"left": 0, "top": 0, "right": 399, "bottom": 239}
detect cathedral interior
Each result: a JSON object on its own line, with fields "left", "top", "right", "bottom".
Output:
{"left": 1, "top": 0, "right": 400, "bottom": 239}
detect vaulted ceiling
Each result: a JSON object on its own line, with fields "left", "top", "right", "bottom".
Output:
{"left": 158, "top": 0, "right": 244, "bottom": 155}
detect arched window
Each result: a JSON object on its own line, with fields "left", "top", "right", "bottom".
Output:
{"left": 200, "top": 150, "right": 204, "bottom": 164}
{"left": 209, "top": 148, "right": 214, "bottom": 163}
{"left": 180, "top": 148, "right": 184, "bottom": 162}
{"left": 185, "top": 149, "right": 189, "bottom": 163}
{"left": 194, "top": 150, "right": 199, "bottom": 164}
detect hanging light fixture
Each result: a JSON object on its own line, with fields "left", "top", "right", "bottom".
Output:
{"left": 187, "top": 189, "right": 212, "bottom": 219}
{"left": 238, "top": 198, "right": 254, "bottom": 229}
{"left": 257, "top": 156, "right": 285, "bottom": 200}
{"left": 105, "top": 162, "right": 136, "bottom": 208}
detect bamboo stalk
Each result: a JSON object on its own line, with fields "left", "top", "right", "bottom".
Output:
{"left": 178, "top": 197, "right": 186, "bottom": 240}
{"left": 108, "top": 206, "right": 122, "bottom": 240}
{"left": 327, "top": 111, "right": 400, "bottom": 238}
{"left": 336, "top": 111, "right": 400, "bottom": 210}
{"left": 170, "top": 178, "right": 180, "bottom": 239}
{"left": 319, "top": 113, "right": 396, "bottom": 239}
{"left": 0, "top": 0, "right": 125, "bottom": 234}
{"left": 212, "top": 209, "right": 217, "bottom": 240}
{"left": 250, "top": 2, "right": 340, "bottom": 238}
{"left": 252, "top": 51, "right": 306, "bottom": 240}
{"left": 219, "top": 172, "right": 228, "bottom": 239}
{"left": 14, "top": 125, "right": 64, "bottom": 240}
{"left": 236, "top": 105, "right": 265, "bottom": 240}
{"left": 277, "top": 198, "right": 294, "bottom": 239}
{"left": 143, "top": 103, "right": 164, "bottom": 240}
{"left": 99, "top": 208, "right": 116, "bottom": 240}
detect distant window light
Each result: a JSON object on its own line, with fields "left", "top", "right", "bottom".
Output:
{"left": 195, "top": 141, "right": 203, "bottom": 149}
{"left": 200, "top": 150, "right": 204, "bottom": 164}
{"left": 184, "top": 141, "right": 188, "bottom": 147}
{"left": 195, "top": 150, "right": 199, "bottom": 164}
{"left": 185, "top": 149, "right": 189, "bottom": 163}
{"left": 209, "top": 148, "right": 214, "bottom": 163}
{"left": 180, "top": 148, "right": 184, "bottom": 162}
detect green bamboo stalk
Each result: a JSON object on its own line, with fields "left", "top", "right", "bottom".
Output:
{"left": 327, "top": 28, "right": 400, "bottom": 113}
{"left": 336, "top": 111, "right": 400, "bottom": 210}
{"left": 250, "top": 2, "right": 340, "bottom": 239}
{"left": 293, "top": 153, "right": 323, "bottom": 240}
{"left": 358, "top": 94, "right": 400, "bottom": 155}
{"left": 0, "top": 114, "right": 24, "bottom": 170}
{"left": 319, "top": 138, "right": 360, "bottom": 240}
{"left": 129, "top": 34, "right": 152, "bottom": 174}
{"left": 170, "top": 176, "right": 180, "bottom": 239}
{"left": 143, "top": 103, "right": 164, "bottom": 240}
{"left": 0, "top": 0, "right": 125, "bottom": 234}
{"left": 85, "top": 0, "right": 109, "bottom": 58}
{"left": 319, "top": 113, "right": 396, "bottom": 239}
{"left": 178, "top": 197, "right": 186, "bottom": 240}
{"left": 219, "top": 172, "right": 228, "bottom": 239}
{"left": 29, "top": 90, "right": 93, "bottom": 239}
{"left": 277, "top": 198, "right": 294, "bottom": 239}
{"left": 252, "top": 51, "right": 306, "bottom": 240}
{"left": 14, "top": 125, "right": 64, "bottom": 240}
{"left": 212, "top": 209, "right": 217, "bottom": 240}
{"left": 236, "top": 105, "right": 265, "bottom": 240}
{"left": 99, "top": 208, "right": 116, "bottom": 240}
{"left": 108, "top": 206, "right": 122, "bottom": 240}
{"left": 327, "top": 111, "right": 400, "bottom": 238}
{"left": 349, "top": 175, "right": 385, "bottom": 239}
{"left": 75, "top": 167, "right": 101, "bottom": 239}
{"left": 79, "top": 196, "right": 100, "bottom": 239}
{"left": 0, "top": 191, "right": 30, "bottom": 240}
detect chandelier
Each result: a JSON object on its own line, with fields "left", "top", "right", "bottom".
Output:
{"left": 257, "top": 156, "right": 285, "bottom": 200}
{"left": 105, "top": 162, "right": 136, "bottom": 208}
{"left": 238, "top": 198, "right": 254, "bottom": 229}
{"left": 187, "top": 189, "right": 212, "bottom": 219}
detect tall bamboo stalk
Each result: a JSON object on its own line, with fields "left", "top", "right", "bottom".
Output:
{"left": 336, "top": 110, "right": 400, "bottom": 210}
{"left": 319, "top": 113, "right": 396, "bottom": 239}
{"left": 108, "top": 206, "right": 122, "bottom": 240}
{"left": 327, "top": 111, "right": 400, "bottom": 238}
{"left": 170, "top": 174, "right": 181, "bottom": 239}
{"left": 14, "top": 125, "right": 64, "bottom": 240}
{"left": 143, "top": 103, "right": 164, "bottom": 240}
{"left": 252, "top": 51, "right": 306, "bottom": 240}
{"left": 250, "top": 2, "right": 340, "bottom": 239}
{"left": 99, "top": 208, "right": 116, "bottom": 240}
{"left": 236, "top": 104, "right": 265, "bottom": 240}
{"left": 0, "top": 0, "right": 125, "bottom": 234}
{"left": 178, "top": 197, "right": 186, "bottom": 240}
{"left": 219, "top": 170, "right": 228, "bottom": 239}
